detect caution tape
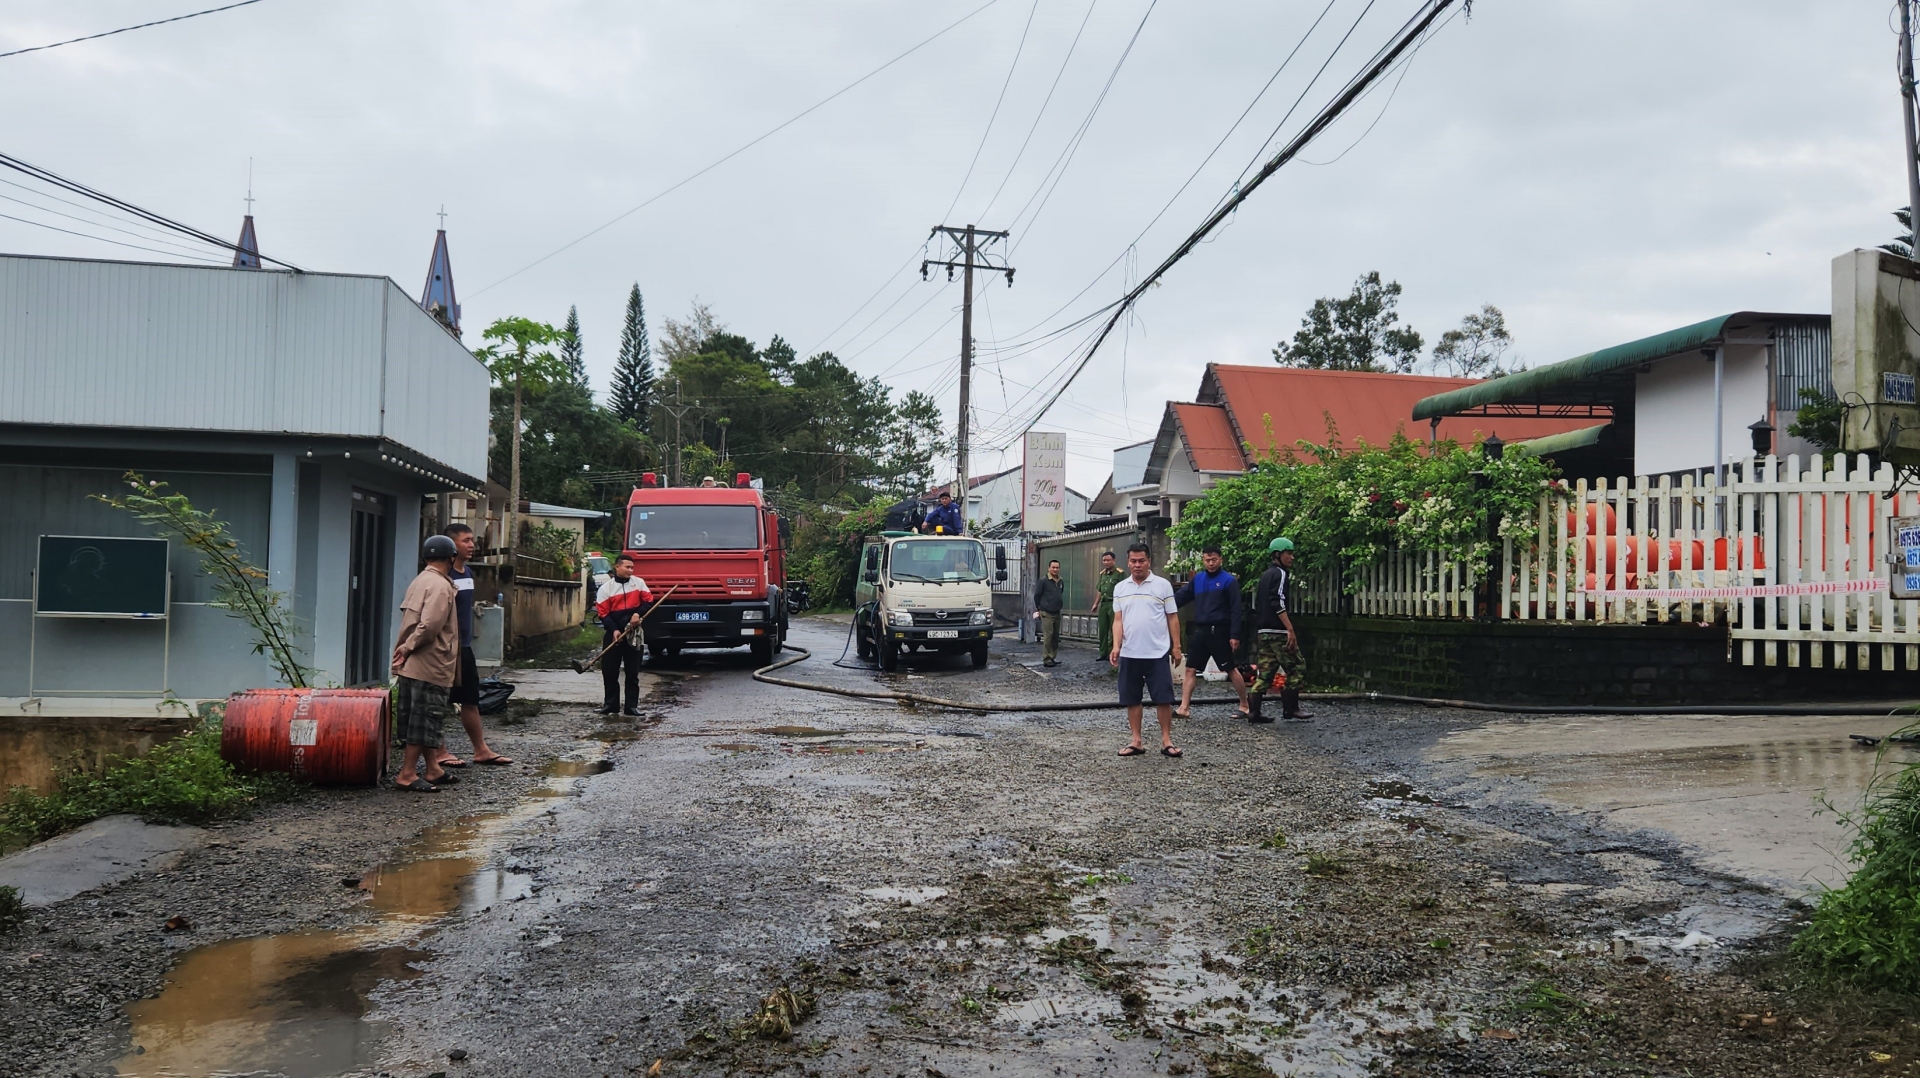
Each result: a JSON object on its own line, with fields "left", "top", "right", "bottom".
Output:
{"left": 1577, "top": 579, "right": 1888, "bottom": 600}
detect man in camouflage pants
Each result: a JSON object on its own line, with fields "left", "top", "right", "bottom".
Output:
{"left": 1249, "top": 537, "right": 1312, "bottom": 723}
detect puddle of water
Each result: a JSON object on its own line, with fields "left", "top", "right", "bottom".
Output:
{"left": 112, "top": 741, "right": 611, "bottom": 1076}
{"left": 752, "top": 725, "right": 846, "bottom": 738}
{"left": 1431, "top": 716, "right": 1918, "bottom": 891}
{"left": 861, "top": 886, "right": 949, "bottom": 906}
{"left": 0, "top": 717, "right": 193, "bottom": 795}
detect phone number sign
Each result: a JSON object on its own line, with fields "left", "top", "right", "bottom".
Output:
{"left": 1895, "top": 516, "right": 1920, "bottom": 599}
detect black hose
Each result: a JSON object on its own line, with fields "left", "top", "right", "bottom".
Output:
{"left": 754, "top": 646, "right": 1920, "bottom": 718}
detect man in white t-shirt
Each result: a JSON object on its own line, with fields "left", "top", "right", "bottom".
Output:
{"left": 1109, "top": 541, "right": 1184, "bottom": 758}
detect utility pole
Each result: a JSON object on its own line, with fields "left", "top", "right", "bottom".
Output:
{"left": 1903, "top": 2, "right": 1920, "bottom": 257}
{"left": 658, "top": 380, "right": 696, "bottom": 486}
{"left": 923, "top": 224, "right": 1014, "bottom": 527}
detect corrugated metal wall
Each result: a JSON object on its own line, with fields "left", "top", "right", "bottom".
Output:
{"left": 0, "top": 256, "right": 488, "bottom": 478}
{"left": 1774, "top": 319, "right": 1833, "bottom": 407}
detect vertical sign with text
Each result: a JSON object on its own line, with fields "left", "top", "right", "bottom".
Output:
{"left": 1023, "top": 431, "right": 1067, "bottom": 534}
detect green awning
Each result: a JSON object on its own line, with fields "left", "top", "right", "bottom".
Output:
{"left": 1512, "top": 423, "right": 1610, "bottom": 457}
{"left": 1411, "top": 312, "right": 1816, "bottom": 421}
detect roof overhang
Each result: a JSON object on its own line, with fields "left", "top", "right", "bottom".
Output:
{"left": 1511, "top": 423, "right": 1611, "bottom": 457}
{"left": 1411, "top": 312, "right": 1827, "bottom": 421}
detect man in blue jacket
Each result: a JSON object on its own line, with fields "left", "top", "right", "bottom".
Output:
{"left": 921, "top": 490, "right": 964, "bottom": 535}
{"left": 1173, "top": 544, "right": 1250, "bottom": 720}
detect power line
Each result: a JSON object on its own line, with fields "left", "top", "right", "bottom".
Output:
{"left": 941, "top": 0, "right": 1043, "bottom": 224}
{"left": 470, "top": 0, "right": 1005, "bottom": 298}
{"left": 993, "top": 0, "right": 1465, "bottom": 446}
{"left": 0, "top": 0, "right": 268, "bottom": 60}
{"left": 0, "top": 150, "right": 301, "bottom": 269}
{"left": 0, "top": 189, "right": 233, "bottom": 260}
{"left": 0, "top": 210, "right": 226, "bottom": 264}
{"left": 980, "top": 0, "right": 1101, "bottom": 218}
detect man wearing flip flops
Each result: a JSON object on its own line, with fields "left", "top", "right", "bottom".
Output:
{"left": 392, "top": 535, "right": 463, "bottom": 792}
{"left": 1110, "top": 541, "right": 1184, "bottom": 759}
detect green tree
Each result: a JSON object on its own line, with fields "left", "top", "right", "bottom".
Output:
{"left": 1787, "top": 386, "right": 1844, "bottom": 454}
{"left": 609, "top": 283, "right": 655, "bottom": 429}
{"left": 560, "top": 305, "right": 588, "bottom": 390}
{"left": 1430, "top": 305, "right": 1517, "bottom": 378}
{"left": 475, "top": 317, "right": 572, "bottom": 550}
{"left": 1880, "top": 206, "right": 1914, "bottom": 260}
{"left": 660, "top": 299, "right": 721, "bottom": 365}
{"left": 1273, "top": 271, "right": 1423, "bottom": 373}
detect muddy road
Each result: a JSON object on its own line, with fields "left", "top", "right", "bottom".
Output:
{"left": 6, "top": 616, "right": 1917, "bottom": 1077}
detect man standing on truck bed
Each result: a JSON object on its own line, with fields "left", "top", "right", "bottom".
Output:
{"left": 595, "top": 553, "right": 653, "bottom": 716}
{"left": 922, "top": 490, "right": 964, "bottom": 535}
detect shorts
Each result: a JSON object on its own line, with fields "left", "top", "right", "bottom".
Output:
{"left": 447, "top": 646, "right": 481, "bottom": 706}
{"left": 1117, "top": 655, "right": 1176, "bottom": 707}
{"left": 1186, "top": 622, "right": 1236, "bottom": 673}
{"left": 395, "top": 674, "right": 450, "bottom": 749}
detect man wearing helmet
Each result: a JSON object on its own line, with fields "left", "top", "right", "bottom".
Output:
{"left": 391, "top": 534, "right": 463, "bottom": 791}
{"left": 1250, "top": 537, "right": 1312, "bottom": 723}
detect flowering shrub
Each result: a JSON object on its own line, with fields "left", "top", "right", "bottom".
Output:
{"left": 1168, "top": 431, "right": 1559, "bottom": 589}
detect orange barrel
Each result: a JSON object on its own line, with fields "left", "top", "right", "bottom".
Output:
{"left": 221, "top": 688, "right": 391, "bottom": 785}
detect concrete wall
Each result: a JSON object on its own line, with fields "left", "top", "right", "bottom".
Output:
{"left": 1295, "top": 615, "right": 1911, "bottom": 706}
{"left": 1633, "top": 345, "right": 1769, "bottom": 475}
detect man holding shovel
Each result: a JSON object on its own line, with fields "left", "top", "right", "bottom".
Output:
{"left": 594, "top": 553, "right": 653, "bottom": 716}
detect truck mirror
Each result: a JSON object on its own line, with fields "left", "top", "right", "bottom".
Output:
{"left": 779, "top": 517, "right": 792, "bottom": 542}
{"left": 863, "top": 570, "right": 879, "bottom": 584}
{"left": 995, "top": 545, "right": 1007, "bottom": 570}
{"left": 996, "top": 570, "right": 1008, "bottom": 583}
{"left": 865, "top": 547, "right": 880, "bottom": 571}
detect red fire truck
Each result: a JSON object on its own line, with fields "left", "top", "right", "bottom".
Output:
{"left": 622, "top": 472, "right": 790, "bottom": 664}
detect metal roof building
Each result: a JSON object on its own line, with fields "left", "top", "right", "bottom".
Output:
{"left": 1, "top": 246, "right": 491, "bottom": 712}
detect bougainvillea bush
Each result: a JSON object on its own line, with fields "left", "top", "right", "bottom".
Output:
{"left": 1168, "top": 428, "right": 1559, "bottom": 588}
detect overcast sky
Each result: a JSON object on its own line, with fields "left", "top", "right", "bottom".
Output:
{"left": 0, "top": 1, "right": 1905, "bottom": 493}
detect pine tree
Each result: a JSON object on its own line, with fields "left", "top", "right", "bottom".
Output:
{"left": 560, "top": 305, "right": 589, "bottom": 390}
{"left": 610, "top": 283, "right": 655, "bottom": 430}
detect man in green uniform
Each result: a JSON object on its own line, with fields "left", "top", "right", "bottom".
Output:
{"left": 1250, "top": 536, "right": 1312, "bottom": 723}
{"left": 1091, "top": 550, "right": 1123, "bottom": 663}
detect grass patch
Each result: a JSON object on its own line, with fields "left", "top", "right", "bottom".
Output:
{"left": 1303, "top": 853, "right": 1347, "bottom": 878}
{"left": 1259, "top": 829, "right": 1289, "bottom": 850}
{"left": 1794, "top": 740, "right": 1920, "bottom": 992}
{"left": 0, "top": 715, "right": 300, "bottom": 847}
{"left": 0, "top": 885, "right": 24, "bottom": 934}
{"left": 1514, "top": 979, "right": 1586, "bottom": 1018}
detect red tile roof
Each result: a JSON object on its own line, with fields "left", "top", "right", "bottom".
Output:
{"left": 1170, "top": 403, "right": 1243, "bottom": 472}
{"left": 1202, "top": 365, "right": 1598, "bottom": 462}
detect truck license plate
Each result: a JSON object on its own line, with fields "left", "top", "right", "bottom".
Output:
{"left": 926, "top": 629, "right": 959, "bottom": 639}
{"left": 675, "top": 611, "right": 710, "bottom": 622}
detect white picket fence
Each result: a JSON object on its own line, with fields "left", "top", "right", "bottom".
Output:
{"left": 1297, "top": 454, "right": 1920, "bottom": 672}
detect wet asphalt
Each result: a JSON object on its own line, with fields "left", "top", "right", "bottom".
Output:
{"left": 5, "top": 616, "right": 1908, "bottom": 1077}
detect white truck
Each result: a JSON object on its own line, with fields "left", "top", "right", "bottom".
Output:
{"left": 853, "top": 531, "right": 1006, "bottom": 671}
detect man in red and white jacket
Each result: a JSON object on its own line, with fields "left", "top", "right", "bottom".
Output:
{"left": 594, "top": 553, "right": 653, "bottom": 715}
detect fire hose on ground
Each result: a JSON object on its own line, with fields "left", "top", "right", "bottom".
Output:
{"left": 751, "top": 646, "right": 1920, "bottom": 718}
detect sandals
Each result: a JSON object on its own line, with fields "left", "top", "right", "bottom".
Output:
{"left": 1172, "top": 709, "right": 1192, "bottom": 719}
{"left": 1161, "top": 746, "right": 1183, "bottom": 758}
{"left": 1229, "top": 709, "right": 1251, "bottom": 722}
{"left": 1118, "top": 745, "right": 1148, "bottom": 757}
{"left": 472, "top": 754, "right": 515, "bottom": 766}
{"left": 395, "top": 778, "right": 440, "bottom": 793}
{"left": 436, "top": 757, "right": 468, "bottom": 768}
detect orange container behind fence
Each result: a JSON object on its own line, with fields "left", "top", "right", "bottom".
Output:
{"left": 222, "top": 688, "right": 391, "bottom": 785}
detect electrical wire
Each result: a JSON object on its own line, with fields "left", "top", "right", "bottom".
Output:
{"left": 470, "top": 0, "right": 1005, "bottom": 298}
{"left": 0, "top": 189, "right": 235, "bottom": 260}
{"left": 993, "top": 0, "right": 1463, "bottom": 443}
{"left": 941, "top": 0, "right": 1043, "bottom": 224}
{"left": 979, "top": 0, "right": 1101, "bottom": 219}
{"left": 0, "top": 150, "right": 300, "bottom": 269}
{"left": 1005, "top": 0, "right": 1158, "bottom": 242}
{"left": 0, "top": 210, "right": 226, "bottom": 264}
{"left": 0, "top": 0, "right": 267, "bottom": 60}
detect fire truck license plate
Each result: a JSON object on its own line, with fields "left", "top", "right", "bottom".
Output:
{"left": 675, "top": 611, "right": 710, "bottom": 622}
{"left": 927, "top": 630, "right": 959, "bottom": 639}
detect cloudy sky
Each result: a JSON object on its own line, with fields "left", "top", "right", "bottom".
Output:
{"left": 0, "top": 1, "right": 1905, "bottom": 493}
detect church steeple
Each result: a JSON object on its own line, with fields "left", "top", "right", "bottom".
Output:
{"left": 233, "top": 169, "right": 261, "bottom": 269}
{"left": 419, "top": 208, "right": 460, "bottom": 337}
{"left": 232, "top": 213, "right": 261, "bottom": 269}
